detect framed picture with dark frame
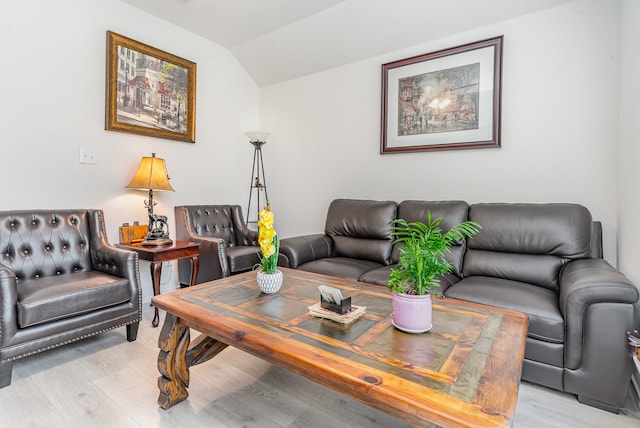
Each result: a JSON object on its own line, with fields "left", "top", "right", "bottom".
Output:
{"left": 105, "top": 31, "right": 196, "bottom": 143}
{"left": 381, "top": 36, "right": 502, "bottom": 154}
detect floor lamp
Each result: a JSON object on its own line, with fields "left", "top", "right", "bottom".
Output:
{"left": 245, "top": 131, "right": 270, "bottom": 227}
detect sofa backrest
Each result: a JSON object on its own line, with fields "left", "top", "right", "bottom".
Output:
{"left": 175, "top": 205, "right": 252, "bottom": 247}
{"left": 0, "top": 210, "right": 94, "bottom": 283}
{"left": 463, "top": 203, "right": 592, "bottom": 291}
{"left": 325, "top": 199, "right": 397, "bottom": 264}
{"left": 394, "top": 200, "right": 470, "bottom": 276}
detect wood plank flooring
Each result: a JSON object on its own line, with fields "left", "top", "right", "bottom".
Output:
{"left": 0, "top": 306, "right": 638, "bottom": 428}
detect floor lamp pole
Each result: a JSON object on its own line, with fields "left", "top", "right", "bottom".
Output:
{"left": 246, "top": 139, "right": 269, "bottom": 227}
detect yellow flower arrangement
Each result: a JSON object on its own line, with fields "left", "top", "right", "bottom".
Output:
{"left": 257, "top": 203, "right": 279, "bottom": 274}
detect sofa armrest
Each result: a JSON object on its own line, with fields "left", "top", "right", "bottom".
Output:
{"left": 279, "top": 234, "right": 333, "bottom": 269}
{"left": 0, "top": 263, "right": 18, "bottom": 346}
{"left": 559, "top": 258, "right": 639, "bottom": 368}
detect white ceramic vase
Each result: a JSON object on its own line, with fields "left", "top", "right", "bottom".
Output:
{"left": 256, "top": 269, "right": 283, "bottom": 294}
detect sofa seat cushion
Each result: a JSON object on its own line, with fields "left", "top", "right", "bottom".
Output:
{"left": 298, "top": 257, "right": 383, "bottom": 282}
{"left": 445, "top": 276, "right": 564, "bottom": 344}
{"left": 358, "top": 265, "right": 395, "bottom": 286}
{"left": 17, "top": 271, "right": 131, "bottom": 328}
{"left": 359, "top": 265, "right": 460, "bottom": 293}
{"left": 226, "top": 246, "right": 261, "bottom": 274}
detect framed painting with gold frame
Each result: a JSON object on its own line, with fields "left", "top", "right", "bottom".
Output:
{"left": 105, "top": 31, "right": 196, "bottom": 143}
{"left": 381, "top": 36, "right": 502, "bottom": 154}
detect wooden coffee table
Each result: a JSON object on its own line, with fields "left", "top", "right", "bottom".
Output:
{"left": 152, "top": 268, "right": 528, "bottom": 427}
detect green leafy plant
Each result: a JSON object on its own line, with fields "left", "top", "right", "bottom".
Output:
{"left": 388, "top": 212, "right": 481, "bottom": 296}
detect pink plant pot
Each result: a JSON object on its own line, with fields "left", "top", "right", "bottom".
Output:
{"left": 391, "top": 291, "right": 433, "bottom": 334}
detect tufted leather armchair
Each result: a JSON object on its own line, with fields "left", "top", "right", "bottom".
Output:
{"left": 0, "top": 209, "right": 141, "bottom": 388}
{"left": 175, "top": 205, "right": 260, "bottom": 284}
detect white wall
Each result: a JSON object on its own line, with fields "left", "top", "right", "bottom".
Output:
{"left": 618, "top": 0, "right": 640, "bottom": 284}
{"left": 2, "top": 0, "right": 637, "bottom": 299}
{"left": 261, "top": 0, "right": 622, "bottom": 265}
{"left": 0, "top": 0, "right": 261, "bottom": 299}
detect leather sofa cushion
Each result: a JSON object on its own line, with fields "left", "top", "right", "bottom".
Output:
{"left": 324, "top": 199, "right": 396, "bottom": 264}
{"left": 298, "top": 257, "right": 384, "bottom": 282}
{"left": 464, "top": 249, "right": 564, "bottom": 290}
{"left": 393, "top": 200, "right": 469, "bottom": 276}
{"left": 332, "top": 236, "right": 392, "bottom": 264}
{"left": 445, "top": 276, "right": 564, "bottom": 344}
{"left": 17, "top": 271, "right": 131, "bottom": 328}
{"left": 464, "top": 203, "right": 592, "bottom": 291}
{"left": 226, "top": 246, "right": 261, "bottom": 274}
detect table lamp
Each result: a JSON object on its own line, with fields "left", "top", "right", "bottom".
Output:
{"left": 125, "top": 153, "right": 174, "bottom": 246}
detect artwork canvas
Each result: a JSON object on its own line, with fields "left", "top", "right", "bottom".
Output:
{"left": 398, "top": 63, "right": 480, "bottom": 136}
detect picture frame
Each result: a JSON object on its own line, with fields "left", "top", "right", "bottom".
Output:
{"left": 381, "top": 36, "right": 502, "bottom": 154}
{"left": 105, "top": 31, "right": 196, "bottom": 143}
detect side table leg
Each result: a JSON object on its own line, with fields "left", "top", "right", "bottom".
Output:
{"left": 150, "top": 261, "right": 162, "bottom": 327}
{"left": 190, "top": 255, "right": 200, "bottom": 287}
{"left": 157, "top": 313, "right": 190, "bottom": 409}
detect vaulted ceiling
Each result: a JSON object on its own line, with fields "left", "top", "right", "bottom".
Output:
{"left": 121, "top": 0, "right": 574, "bottom": 87}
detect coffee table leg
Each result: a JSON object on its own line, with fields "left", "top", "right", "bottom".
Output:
{"left": 157, "top": 313, "right": 190, "bottom": 409}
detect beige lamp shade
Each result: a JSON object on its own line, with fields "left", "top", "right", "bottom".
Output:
{"left": 125, "top": 153, "right": 174, "bottom": 192}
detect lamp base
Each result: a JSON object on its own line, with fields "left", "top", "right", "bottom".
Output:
{"left": 142, "top": 237, "right": 173, "bottom": 246}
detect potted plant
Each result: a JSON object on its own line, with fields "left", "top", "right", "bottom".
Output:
{"left": 388, "top": 212, "right": 481, "bottom": 333}
{"left": 255, "top": 202, "right": 282, "bottom": 294}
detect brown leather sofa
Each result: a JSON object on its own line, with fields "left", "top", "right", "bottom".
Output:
{"left": 0, "top": 209, "right": 142, "bottom": 388}
{"left": 174, "top": 205, "right": 261, "bottom": 285}
{"left": 278, "top": 199, "right": 640, "bottom": 412}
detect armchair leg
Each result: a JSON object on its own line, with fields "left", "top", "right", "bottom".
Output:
{"left": 0, "top": 360, "right": 13, "bottom": 388}
{"left": 126, "top": 322, "right": 140, "bottom": 342}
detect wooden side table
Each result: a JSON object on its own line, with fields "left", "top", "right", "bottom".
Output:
{"left": 118, "top": 240, "right": 200, "bottom": 327}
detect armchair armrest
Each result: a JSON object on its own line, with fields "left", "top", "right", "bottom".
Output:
{"left": 87, "top": 209, "right": 141, "bottom": 307}
{"left": 0, "top": 263, "right": 18, "bottom": 346}
{"left": 183, "top": 235, "right": 229, "bottom": 280}
{"left": 230, "top": 205, "right": 258, "bottom": 246}
{"left": 92, "top": 243, "right": 139, "bottom": 281}
{"left": 235, "top": 221, "right": 258, "bottom": 246}
{"left": 559, "top": 258, "right": 639, "bottom": 368}
{"left": 279, "top": 234, "right": 333, "bottom": 269}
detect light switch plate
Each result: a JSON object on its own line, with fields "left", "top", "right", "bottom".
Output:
{"left": 79, "top": 148, "right": 97, "bottom": 164}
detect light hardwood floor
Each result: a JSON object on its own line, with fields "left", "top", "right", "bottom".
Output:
{"left": 1, "top": 306, "right": 639, "bottom": 428}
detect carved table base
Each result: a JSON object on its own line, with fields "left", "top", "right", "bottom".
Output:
{"left": 157, "top": 313, "right": 228, "bottom": 409}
